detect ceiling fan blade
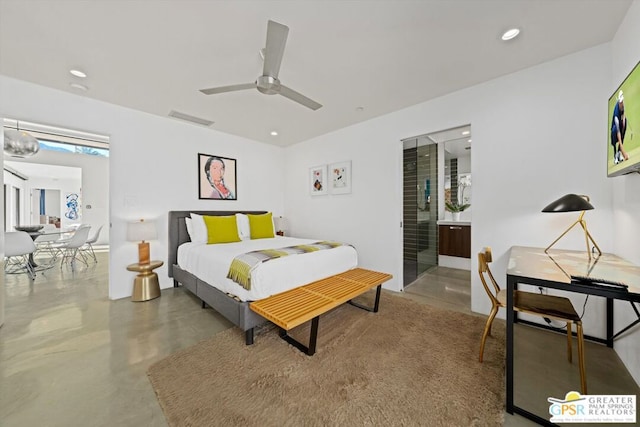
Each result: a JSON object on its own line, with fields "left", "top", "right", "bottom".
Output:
{"left": 279, "top": 85, "right": 322, "bottom": 111}
{"left": 262, "top": 20, "right": 289, "bottom": 79}
{"left": 200, "top": 83, "right": 255, "bottom": 95}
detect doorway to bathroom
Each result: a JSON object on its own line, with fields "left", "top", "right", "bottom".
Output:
{"left": 402, "top": 124, "right": 472, "bottom": 289}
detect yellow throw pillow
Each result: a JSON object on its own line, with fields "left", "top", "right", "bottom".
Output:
{"left": 203, "top": 215, "right": 241, "bottom": 244}
{"left": 248, "top": 212, "right": 275, "bottom": 239}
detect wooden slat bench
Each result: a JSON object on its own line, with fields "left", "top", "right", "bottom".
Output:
{"left": 250, "top": 268, "right": 393, "bottom": 355}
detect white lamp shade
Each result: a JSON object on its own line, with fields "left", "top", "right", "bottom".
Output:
{"left": 127, "top": 220, "right": 157, "bottom": 242}
{"left": 274, "top": 216, "right": 286, "bottom": 232}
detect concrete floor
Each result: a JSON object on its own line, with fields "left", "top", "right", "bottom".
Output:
{"left": 1, "top": 256, "right": 638, "bottom": 426}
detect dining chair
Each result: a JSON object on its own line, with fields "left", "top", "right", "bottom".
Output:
{"left": 4, "top": 231, "right": 37, "bottom": 280}
{"left": 59, "top": 226, "right": 92, "bottom": 270}
{"left": 478, "top": 247, "right": 586, "bottom": 394}
{"left": 34, "top": 224, "right": 64, "bottom": 263}
{"left": 81, "top": 225, "right": 103, "bottom": 263}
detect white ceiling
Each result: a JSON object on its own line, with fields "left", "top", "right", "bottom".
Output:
{"left": 0, "top": 0, "right": 632, "bottom": 147}
{"left": 5, "top": 160, "right": 81, "bottom": 181}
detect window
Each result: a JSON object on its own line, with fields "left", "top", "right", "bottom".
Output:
{"left": 37, "top": 139, "right": 109, "bottom": 157}
{"left": 3, "top": 118, "right": 109, "bottom": 158}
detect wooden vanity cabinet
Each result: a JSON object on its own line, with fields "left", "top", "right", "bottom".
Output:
{"left": 438, "top": 224, "right": 471, "bottom": 258}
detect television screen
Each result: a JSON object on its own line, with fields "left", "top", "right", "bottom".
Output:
{"left": 608, "top": 60, "right": 640, "bottom": 177}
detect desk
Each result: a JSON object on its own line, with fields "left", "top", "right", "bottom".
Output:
{"left": 506, "top": 246, "right": 640, "bottom": 425}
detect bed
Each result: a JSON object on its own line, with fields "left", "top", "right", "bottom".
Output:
{"left": 168, "top": 210, "right": 358, "bottom": 344}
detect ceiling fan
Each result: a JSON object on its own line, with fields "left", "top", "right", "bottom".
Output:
{"left": 199, "top": 20, "right": 322, "bottom": 111}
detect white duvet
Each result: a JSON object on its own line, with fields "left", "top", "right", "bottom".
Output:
{"left": 177, "top": 236, "right": 358, "bottom": 301}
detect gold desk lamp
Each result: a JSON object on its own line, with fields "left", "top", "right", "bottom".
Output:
{"left": 542, "top": 194, "right": 602, "bottom": 260}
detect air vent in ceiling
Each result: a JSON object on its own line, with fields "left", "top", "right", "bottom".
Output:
{"left": 168, "top": 110, "right": 214, "bottom": 127}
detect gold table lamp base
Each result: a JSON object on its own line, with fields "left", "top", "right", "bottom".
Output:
{"left": 127, "top": 260, "right": 163, "bottom": 302}
{"left": 545, "top": 211, "right": 602, "bottom": 260}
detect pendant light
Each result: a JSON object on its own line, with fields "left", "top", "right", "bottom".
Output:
{"left": 3, "top": 123, "right": 40, "bottom": 158}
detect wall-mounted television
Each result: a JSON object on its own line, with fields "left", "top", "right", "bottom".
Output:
{"left": 608, "top": 60, "right": 640, "bottom": 177}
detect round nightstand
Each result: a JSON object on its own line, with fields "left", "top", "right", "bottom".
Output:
{"left": 127, "top": 260, "right": 164, "bottom": 302}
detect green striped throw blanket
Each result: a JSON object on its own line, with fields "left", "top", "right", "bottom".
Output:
{"left": 227, "top": 241, "right": 347, "bottom": 290}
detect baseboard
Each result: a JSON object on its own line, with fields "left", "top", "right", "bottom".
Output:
{"left": 438, "top": 255, "right": 471, "bottom": 271}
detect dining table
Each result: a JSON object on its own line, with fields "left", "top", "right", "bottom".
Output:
{"left": 14, "top": 225, "right": 74, "bottom": 269}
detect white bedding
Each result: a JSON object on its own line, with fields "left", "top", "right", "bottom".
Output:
{"left": 177, "top": 236, "right": 358, "bottom": 301}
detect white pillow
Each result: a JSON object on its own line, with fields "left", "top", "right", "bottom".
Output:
{"left": 235, "top": 213, "right": 251, "bottom": 240}
{"left": 189, "top": 213, "right": 208, "bottom": 244}
{"left": 185, "top": 217, "right": 194, "bottom": 241}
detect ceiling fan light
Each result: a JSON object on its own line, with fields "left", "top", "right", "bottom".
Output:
{"left": 4, "top": 128, "right": 40, "bottom": 158}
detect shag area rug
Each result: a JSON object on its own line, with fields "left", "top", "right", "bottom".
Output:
{"left": 147, "top": 292, "right": 505, "bottom": 426}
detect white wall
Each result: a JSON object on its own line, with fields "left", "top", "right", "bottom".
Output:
{"left": 1, "top": 127, "right": 5, "bottom": 327}
{"left": 285, "top": 42, "right": 640, "bottom": 380}
{"left": 0, "top": 76, "right": 285, "bottom": 300}
{"left": 610, "top": 0, "right": 640, "bottom": 385}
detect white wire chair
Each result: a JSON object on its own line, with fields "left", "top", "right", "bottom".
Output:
{"left": 59, "top": 226, "right": 92, "bottom": 270}
{"left": 4, "top": 231, "right": 37, "bottom": 279}
{"left": 34, "top": 224, "right": 65, "bottom": 264}
{"left": 81, "top": 225, "right": 103, "bottom": 263}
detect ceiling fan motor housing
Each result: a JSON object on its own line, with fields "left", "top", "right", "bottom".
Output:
{"left": 256, "top": 75, "right": 281, "bottom": 95}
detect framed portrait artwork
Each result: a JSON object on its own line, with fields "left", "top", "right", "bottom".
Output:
{"left": 198, "top": 153, "right": 237, "bottom": 200}
{"left": 329, "top": 161, "right": 351, "bottom": 194}
{"left": 309, "top": 165, "right": 328, "bottom": 196}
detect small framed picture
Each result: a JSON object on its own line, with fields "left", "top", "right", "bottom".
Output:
{"left": 329, "top": 161, "right": 351, "bottom": 194}
{"left": 309, "top": 165, "right": 328, "bottom": 196}
{"left": 198, "top": 153, "right": 237, "bottom": 200}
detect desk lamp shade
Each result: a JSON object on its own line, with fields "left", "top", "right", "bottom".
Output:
{"left": 542, "top": 194, "right": 594, "bottom": 213}
{"left": 542, "top": 194, "right": 601, "bottom": 259}
{"left": 127, "top": 219, "right": 157, "bottom": 265}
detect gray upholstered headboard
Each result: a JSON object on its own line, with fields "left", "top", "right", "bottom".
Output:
{"left": 167, "top": 210, "right": 267, "bottom": 277}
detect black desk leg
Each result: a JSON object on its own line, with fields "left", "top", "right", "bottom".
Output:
{"left": 613, "top": 302, "right": 640, "bottom": 341}
{"left": 606, "top": 298, "right": 614, "bottom": 348}
{"left": 506, "top": 276, "right": 515, "bottom": 414}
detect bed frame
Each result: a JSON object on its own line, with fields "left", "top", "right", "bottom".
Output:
{"left": 168, "top": 210, "right": 269, "bottom": 345}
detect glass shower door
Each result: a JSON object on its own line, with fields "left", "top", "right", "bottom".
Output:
{"left": 403, "top": 139, "right": 438, "bottom": 287}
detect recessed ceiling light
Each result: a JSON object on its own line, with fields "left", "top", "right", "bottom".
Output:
{"left": 69, "top": 82, "right": 88, "bottom": 91}
{"left": 501, "top": 28, "right": 520, "bottom": 41}
{"left": 462, "top": 130, "right": 470, "bottom": 136}
{"left": 468, "top": 139, "right": 472, "bottom": 143}
{"left": 70, "top": 69, "right": 87, "bottom": 78}
{"left": 270, "top": 131, "right": 278, "bottom": 136}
